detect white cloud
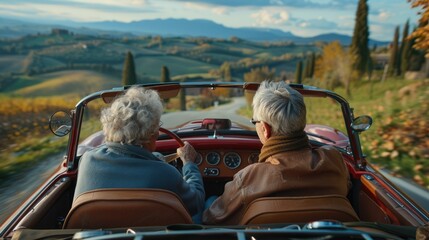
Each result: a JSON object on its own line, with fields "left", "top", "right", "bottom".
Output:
{"left": 296, "top": 18, "right": 337, "bottom": 29}
{"left": 299, "top": 21, "right": 309, "bottom": 28}
{"left": 10, "top": 1, "right": 150, "bottom": 22}
{"left": 184, "top": 2, "right": 207, "bottom": 10}
{"left": 183, "top": 2, "right": 229, "bottom": 15}
{"left": 71, "top": 0, "right": 148, "bottom": 7}
{"left": 212, "top": 7, "right": 229, "bottom": 15}
{"left": 377, "top": 10, "right": 390, "bottom": 21}
{"left": 251, "top": 8, "right": 290, "bottom": 26}
{"left": 130, "top": 0, "right": 148, "bottom": 6}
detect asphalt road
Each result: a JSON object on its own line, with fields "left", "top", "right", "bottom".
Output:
{"left": 379, "top": 169, "right": 429, "bottom": 213}
{"left": 0, "top": 153, "right": 63, "bottom": 224}
{"left": 161, "top": 97, "right": 253, "bottom": 129}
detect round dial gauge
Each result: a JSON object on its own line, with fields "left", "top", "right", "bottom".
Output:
{"left": 223, "top": 152, "right": 241, "bottom": 169}
{"left": 194, "top": 153, "right": 203, "bottom": 165}
{"left": 206, "top": 152, "right": 220, "bottom": 165}
{"left": 248, "top": 153, "right": 259, "bottom": 164}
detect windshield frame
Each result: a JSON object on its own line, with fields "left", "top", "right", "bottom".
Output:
{"left": 65, "top": 82, "right": 366, "bottom": 171}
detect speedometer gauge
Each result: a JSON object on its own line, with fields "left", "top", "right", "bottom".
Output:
{"left": 206, "top": 152, "right": 220, "bottom": 165}
{"left": 223, "top": 152, "right": 241, "bottom": 169}
{"left": 248, "top": 153, "right": 259, "bottom": 164}
{"left": 194, "top": 153, "right": 203, "bottom": 165}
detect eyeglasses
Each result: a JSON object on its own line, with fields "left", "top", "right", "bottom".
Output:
{"left": 250, "top": 118, "right": 261, "bottom": 125}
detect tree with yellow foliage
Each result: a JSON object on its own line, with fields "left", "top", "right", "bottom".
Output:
{"left": 408, "top": 0, "right": 429, "bottom": 55}
{"left": 314, "top": 41, "right": 353, "bottom": 96}
{"left": 243, "top": 67, "right": 275, "bottom": 106}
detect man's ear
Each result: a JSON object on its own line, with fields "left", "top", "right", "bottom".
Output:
{"left": 262, "top": 121, "right": 271, "bottom": 139}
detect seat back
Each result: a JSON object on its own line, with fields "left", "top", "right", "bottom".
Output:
{"left": 63, "top": 188, "right": 192, "bottom": 229}
{"left": 240, "top": 195, "right": 359, "bottom": 225}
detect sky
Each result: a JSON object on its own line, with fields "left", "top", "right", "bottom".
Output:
{"left": 0, "top": 0, "right": 421, "bottom": 41}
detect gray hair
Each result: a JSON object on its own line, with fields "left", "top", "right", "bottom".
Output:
{"left": 252, "top": 80, "right": 306, "bottom": 135}
{"left": 100, "top": 87, "right": 163, "bottom": 145}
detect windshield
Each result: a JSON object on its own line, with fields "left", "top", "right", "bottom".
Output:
{"left": 79, "top": 85, "right": 349, "bottom": 149}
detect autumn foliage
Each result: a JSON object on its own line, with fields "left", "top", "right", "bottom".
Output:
{"left": 408, "top": 0, "right": 429, "bottom": 55}
{"left": 0, "top": 97, "right": 78, "bottom": 149}
{"left": 360, "top": 80, "right": 429, "bottom": 187}
{"left": 314, "top": 41, "right": 354, "bottom": 95}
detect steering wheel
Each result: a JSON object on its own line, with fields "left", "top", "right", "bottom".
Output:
{"left": 159, "top": 127, "right": 185, "bottom": 163}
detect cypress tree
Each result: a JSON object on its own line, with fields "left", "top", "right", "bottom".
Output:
{"left": 399, "top": 19, "right": 410, "bottom": 76}
{"left": 303, "top": 52, "right": 316, "bottom": 79}
{"left": 122, "top": 51, "right": 137, "bottom": 86}
{"left": 407, "top": 27, "right": 426, "bottom": 71}
{"left": 388, "top": 26, "right": 400, "bottom": 76}
{"left": 304, "top": 56, "right": 311, "bottom": 79}
{"left": 160, "top": 65, "right": 170, "bottom": 83}
{"left": 401, "top": 39, "right": 412, "bottom": 75}
{"left": 309, "top": 52, "right": 316, "bottom": 78}
{"left": 180, "top": 88, "right": 186, "bottom": 111}
{"left": 295, "top": 60, "right": 303, "bottom": 84}
{"left": 401, "top": 20, "right": 410, "bottom": 54}
{"left": 350, "top": 0, "right": 370, "bottom": 78}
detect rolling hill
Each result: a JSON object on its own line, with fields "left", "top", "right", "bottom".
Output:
{"left": 13, "top": 71, "right": 120, "bottom": 97}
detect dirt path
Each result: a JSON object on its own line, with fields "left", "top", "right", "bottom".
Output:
{"left": 0, "top": 153, "right": 64, "bottom": 224}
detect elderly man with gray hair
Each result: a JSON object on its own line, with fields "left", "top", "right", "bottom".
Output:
{"left": 203, "top": 80, "right": 351, "bottom": 225}
{"left": 73, "top": 86, "right": 205, "bottom": 222}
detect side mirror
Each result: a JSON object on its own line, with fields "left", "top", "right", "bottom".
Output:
{"left": 49, "top": 111, "right": 72, "bottom": 137}
{"left": 351, "top": 115, "right": 372, "bottom": 133}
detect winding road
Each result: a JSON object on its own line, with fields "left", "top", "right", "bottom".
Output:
{"left": 161, "top": 97, "right": 252, "bottom": 128}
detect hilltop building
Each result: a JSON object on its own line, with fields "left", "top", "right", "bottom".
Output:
{"left": 51, "top": 28, "right": 69, "bottom": 35}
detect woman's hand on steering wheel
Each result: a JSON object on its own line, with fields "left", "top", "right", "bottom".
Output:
{"left": 177, "top": 141, "right": 199, "bottom": 165}
{"left": 158, "top": 127, "right": 184, "bottom": 163}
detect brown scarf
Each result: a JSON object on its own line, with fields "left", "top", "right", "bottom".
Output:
{"left": 259, "top": 131, "right": 310, "bottom": 162}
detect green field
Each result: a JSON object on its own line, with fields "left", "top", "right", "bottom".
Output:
{"left": 133, "top": 55, "right": 218, "bottom": 79}
{"left": 0, "top": 33, "right": 316, "bottom": 85}
{"left": 0, "top": 55, "right": 26, "bottom": 73}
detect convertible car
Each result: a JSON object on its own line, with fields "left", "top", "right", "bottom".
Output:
{"left": 0, "top": 82, "right": 428, "bottom": 240}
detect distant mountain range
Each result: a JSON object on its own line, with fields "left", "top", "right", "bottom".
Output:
{"left": 0, "top": 17, "right": 388, "bottom": 45}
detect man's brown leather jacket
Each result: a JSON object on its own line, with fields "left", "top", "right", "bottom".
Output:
{"left": 203, "top": 145, "right": 351, "bottom": 224}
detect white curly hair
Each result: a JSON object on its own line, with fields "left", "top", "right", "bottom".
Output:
{"left": 100, "top": 87, "right": 163, "bottom": 145}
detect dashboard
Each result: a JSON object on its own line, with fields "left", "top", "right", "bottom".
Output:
{"left": 155, "top": 136, "right": 263, "bottom": 178}
{"left": 196, "top": 150, "right": 260, "bottom": 178}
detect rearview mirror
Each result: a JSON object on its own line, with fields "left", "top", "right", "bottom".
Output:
{"left": 202, "top": 118, "right": 231, "bottom": 130}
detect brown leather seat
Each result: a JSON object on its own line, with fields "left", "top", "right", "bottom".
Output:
{"left": 63, "top": 188, "right": 193, "bottom": 229}
{"left": 240, "top": 195, "right": 359, "bottom": 225}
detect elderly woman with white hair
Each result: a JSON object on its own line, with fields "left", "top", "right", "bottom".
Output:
{"left": 73, "top": 86, "right": 205, "bottom": 222}
{"left": 203, "top": 80, "right": 351, "bottom": 225}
